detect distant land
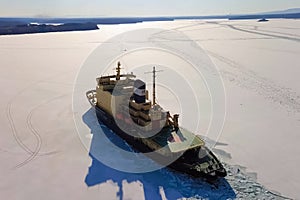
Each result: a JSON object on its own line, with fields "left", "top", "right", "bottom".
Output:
{"left": 0, "top": 8, "right": 299, "bottom": 35}
{"left": 260, "top": 8, "right": 300, "bottom": 15}
{"left": 228, "top": 8, "right": 300, "bottom": 20}
{"left": 0, "top": 22, "right": 98, "bottom": 35}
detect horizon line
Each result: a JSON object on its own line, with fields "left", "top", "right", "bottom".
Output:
{"left": 0, "top": 7, "right": 299, "bottom": 19}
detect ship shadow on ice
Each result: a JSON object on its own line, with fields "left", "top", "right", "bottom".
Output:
{"left": 83, "top": 108, "right": 236, "bottom": 200}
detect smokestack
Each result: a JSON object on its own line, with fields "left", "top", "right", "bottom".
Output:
{"left": 133, "top": 79, "right": 146, "bottom": 104}
{"left": 173, "top": 114, "right": 179, "bottom": 130}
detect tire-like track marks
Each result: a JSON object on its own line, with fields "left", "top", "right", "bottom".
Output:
{"left": 6, "top": 102, "right": 57, "bottom": 157}
{"left": 225, "top": 24, "right": 300, "bottom": 43}
{"left": 208, "top": 51, "right": 300, "bottom": 114}
{"left": 14, "top": 106, "right": 43, "bottom": 168}
{"left": 253, "top": 27, "right": 300, "bottom": 38}
{"left": 14, "top": 94, "right": 67, "bottom": 168}
{"left": 5, "top": 68, "right": 74, "bottom": 168}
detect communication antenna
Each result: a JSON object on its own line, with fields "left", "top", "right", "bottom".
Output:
{"left": 145, "top": 66, "right": 163, "bottom": 105}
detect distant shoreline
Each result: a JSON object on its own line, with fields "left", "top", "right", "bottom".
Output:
{"left": 0, "top": 22, "right": 99, "bottom": 36}
{"left": 0, "top": 13, "right": 299, "bottom": 35}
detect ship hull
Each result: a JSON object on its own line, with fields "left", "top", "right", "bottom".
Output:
{"left": 91, "top": 103, "right": 226, "bottom": 180}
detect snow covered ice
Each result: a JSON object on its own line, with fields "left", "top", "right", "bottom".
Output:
{"left": 1, "top": 19, "right": 299, "bottom": 199}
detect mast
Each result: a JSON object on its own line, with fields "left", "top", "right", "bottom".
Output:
{"left": 116, "top": 62, "right": 121, "bottom": 80}
{"left": 146, "top": 66, "right": 163, "bottom": 105}
{"left": 152, "top": 66, "right": 156, "bottom": 105}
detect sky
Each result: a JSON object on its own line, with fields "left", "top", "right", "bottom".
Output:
{"left": 0, "top": 0, "right": 299, "bottom": 17}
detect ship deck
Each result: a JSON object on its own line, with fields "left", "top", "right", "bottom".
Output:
{"left": 151, "top": 127, "right": 205, "bottom": 153}
{"left": 86, "top": 89, "right": 206, "bottom": 153}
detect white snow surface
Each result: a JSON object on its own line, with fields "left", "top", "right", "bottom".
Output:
{"left": 0, "top": 19, "right": 299, "bottom": 199}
